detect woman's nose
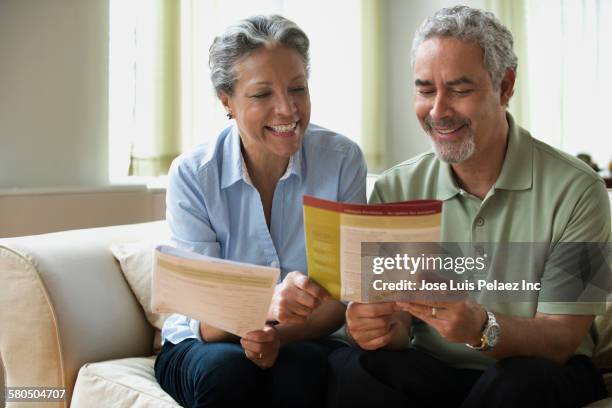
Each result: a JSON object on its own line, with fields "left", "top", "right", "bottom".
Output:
{"left": 275, "top": 93, "right": 297, "bottom": 116}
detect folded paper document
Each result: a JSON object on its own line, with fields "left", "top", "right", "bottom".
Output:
{"left": 303, "top": 196, "right": 442, "bottom": 302}
{"left": 151, "top": 245, "right": 279, "bottom": 337}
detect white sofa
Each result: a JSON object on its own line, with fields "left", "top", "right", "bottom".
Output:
{"left": 0, "top": 221, "right": 178, "bottom": 407}
{"left": 1, "top": 219, "right": 612, "bottom": 407}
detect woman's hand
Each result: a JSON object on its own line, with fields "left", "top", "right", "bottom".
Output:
{"left": 241, "top": 325, "right": 280, "bottom": 369}
{"left": 267, "top": 271, "right": 330, "bottom": 325}
{"left": 346, "top": 302, "right": 412, "bottom": 350}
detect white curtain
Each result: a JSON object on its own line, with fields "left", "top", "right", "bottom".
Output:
{"left": 109, "top": 0, "right": 182, "bottom": 178}
{"left": 492, "top": 0, "right": 612, "bottom": 169}
{"left": 526, "top": 0, "right": 612, "bottom": 169}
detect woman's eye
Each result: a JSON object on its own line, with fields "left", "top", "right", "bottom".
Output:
{"left": 251, "top": 92, "right": 271, "bottom": 98}
{"left": 290, "top": 87, "right": 306, "bottom": 93}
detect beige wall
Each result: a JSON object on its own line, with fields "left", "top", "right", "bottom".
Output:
{"left": 0, "top": 188, "right": 165, "bottom": 238}
{"left": 0, "top": 0, "right": 109, "bottom": 189}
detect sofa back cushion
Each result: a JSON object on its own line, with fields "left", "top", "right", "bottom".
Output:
{"left": 111, "top": 235, "right": 171, "bottom": 353}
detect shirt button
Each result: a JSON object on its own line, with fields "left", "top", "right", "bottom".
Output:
{"left": 475, "top": 217, "right": 485, "bottom": 227}
{"left": 474, "top": 245, "right": 485, "bottom": 256}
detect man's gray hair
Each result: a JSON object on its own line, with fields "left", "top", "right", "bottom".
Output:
{"left": 411, "top": 5, "right": 518, "bottom": 89}
{"left": 209, "top": 15, "right": 310, "bottom": 97}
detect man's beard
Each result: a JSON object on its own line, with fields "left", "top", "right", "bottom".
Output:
{"left": 424, "top": 117, "right": 475, "bottom": 164}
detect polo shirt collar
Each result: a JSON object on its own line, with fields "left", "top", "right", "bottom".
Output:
{"left": 436, "top": 160, "right": 462, "bottom": 201}
{"left": 493, "top": 112, "right": 533, "bottom": 191}
{"left": 220, "top": 124, "right": 302, "bottom": 189}
{"left": 434, "top": 112, "right": 532, "bottom": 200}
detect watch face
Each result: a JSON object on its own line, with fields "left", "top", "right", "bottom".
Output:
{"left": 485, "top": 325, "right": 500, "bottom": 347}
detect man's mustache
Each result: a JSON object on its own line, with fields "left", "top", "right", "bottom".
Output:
{"left": 424, "top": 117, "right": 471, "bottom": 131}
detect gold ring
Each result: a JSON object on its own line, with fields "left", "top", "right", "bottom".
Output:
{"left": 431, "top": 307, "right": 437, "bottom": 318}
{"left": 258, "top": 352, "right": 264, "bottom": 359}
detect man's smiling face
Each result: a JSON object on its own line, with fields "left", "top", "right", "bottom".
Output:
{"left": 414, "top": 36, "right": 508, "bottom": 164}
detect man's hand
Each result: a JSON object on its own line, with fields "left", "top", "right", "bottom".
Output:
{"left": 346, "top": 302, "right": 409, "bottom": 350}
{"left": 268, "top": 271, "right": 330, "bottom": 325}
{"left": 396, "top": 300, "right": 486, "bottom": 345}
{"left": 241, "top": 325, "right": 280, "bottom": 369}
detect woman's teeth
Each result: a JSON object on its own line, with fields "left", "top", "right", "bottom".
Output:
{"left": 267, "top": 123, "right": 297, "bottom": 132}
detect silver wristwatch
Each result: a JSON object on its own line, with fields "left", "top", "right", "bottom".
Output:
{"left": 466, "top": 310, "right": 500, "bottom": 351}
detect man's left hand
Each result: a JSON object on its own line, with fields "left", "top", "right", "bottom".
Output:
{"left": 396, "top": 300, "right": 487, "bottom": 345}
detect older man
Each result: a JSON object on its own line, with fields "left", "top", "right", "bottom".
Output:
{"left": 329, "top": 6, "right": 610, "bottom": 408}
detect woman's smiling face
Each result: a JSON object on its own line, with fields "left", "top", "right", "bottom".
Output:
{"left": 221, "top": 43, "right": 311, "bottom": 161}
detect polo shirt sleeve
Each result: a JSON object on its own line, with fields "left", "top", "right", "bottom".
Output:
{"left": 367, "top": 167, "right": 407, "bottom": 204}
{"left": 537, "top": 179, "right": 611, "bottom": 315}
{"left": 165, "top": 157, "right": 221, "bottom": 258}
{"left": 368, "top": 175, "right": 389, "bottom": 204}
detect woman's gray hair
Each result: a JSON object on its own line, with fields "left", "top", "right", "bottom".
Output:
{"left": 411, "top": 5, "right": 518, "bottom": 89}
{"left": 209, "top": 15, "right": 310, "bottom": 97}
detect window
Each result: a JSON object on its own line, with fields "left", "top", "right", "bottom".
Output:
{"left": 519, "top": 0, "right": 612, "bottom": 169}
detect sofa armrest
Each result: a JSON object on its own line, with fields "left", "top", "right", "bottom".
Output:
{"left": 0, "top": 222, "right": 165, "bottom": 406}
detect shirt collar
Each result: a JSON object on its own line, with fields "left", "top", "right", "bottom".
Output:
{"left": 220, "top": 124, "right": 303, "bottom": 189}
{"left": 436, "top": 160, "right": 462, "bottom": 201}
{"left": 434, "top": 112, "right": 533, "bottom": 200}
{"left": 493, "top": 112, "right": 533, "bottom": 191}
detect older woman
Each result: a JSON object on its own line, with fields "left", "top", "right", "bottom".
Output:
{"left": 154, "top": 15, "right": 367, "bottom": 408}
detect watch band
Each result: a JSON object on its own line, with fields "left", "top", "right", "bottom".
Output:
{"left": 466, "top": 310, "right": 497, "bottom": 351}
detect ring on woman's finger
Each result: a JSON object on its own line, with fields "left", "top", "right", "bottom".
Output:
{"left": 258, "top": 352, "right": 264, "bottom": 359}
{"left": 431, "top": 307, "right": 437, "bottom": 318}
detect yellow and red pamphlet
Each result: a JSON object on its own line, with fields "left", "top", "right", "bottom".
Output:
{"left": 303, "top": 195, "right": 442, "bottom": 301}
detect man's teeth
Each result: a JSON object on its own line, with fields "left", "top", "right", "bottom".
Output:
{"left": 267, "top": 123, "right": 297, "bottom": 132}
{"left": 436, "top": 126, "right": 462, "bottom": 134}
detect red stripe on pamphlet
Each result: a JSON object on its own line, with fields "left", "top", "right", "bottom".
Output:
{"left": 303, "top": 195, "right": 442, "bottom": 216}
{"left": 303, "top": 195, "right": 345, "bottom": 212}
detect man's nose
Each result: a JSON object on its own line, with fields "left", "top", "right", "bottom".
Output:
{"left": 429, "top": 94, "right": 452, "bottom": 121}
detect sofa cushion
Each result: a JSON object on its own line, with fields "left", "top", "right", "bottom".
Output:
{"left": 71, "top": 356, "right": 180, "bottom": 407}
{"left": 111, "top": 237, "right": 171, "bottom": 353}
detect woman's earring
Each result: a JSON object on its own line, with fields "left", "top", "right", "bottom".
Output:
{"left": 226, "top": 111, "right": 233, "bottom": 120}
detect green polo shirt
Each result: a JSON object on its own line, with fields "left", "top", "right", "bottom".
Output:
{"left": 370, "top": 114, "right": 610, "bottom": 370}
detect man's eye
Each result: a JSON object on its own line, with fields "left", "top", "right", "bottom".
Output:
{"left": 290, "top": 87, "right": 306, "bottom": 93}
{"left": 418, "top": 90, "right": 435, "bottom": 96}
{"left": 454, "top": 89, "right": 473, "bottom": 95}
{"left": 251, "top": 92, "right": 271, "bottom": 98}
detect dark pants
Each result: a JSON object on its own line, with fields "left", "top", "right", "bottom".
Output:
{"left": 155, "top": 338, "right": 343, "bottom": 408}
{"left": 328, "top": 347, "right": 607, "bottom": 408}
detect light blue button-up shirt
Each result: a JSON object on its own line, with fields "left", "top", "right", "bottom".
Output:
{"left": 161, "top": 123, "right": 367, "bottom": 344}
